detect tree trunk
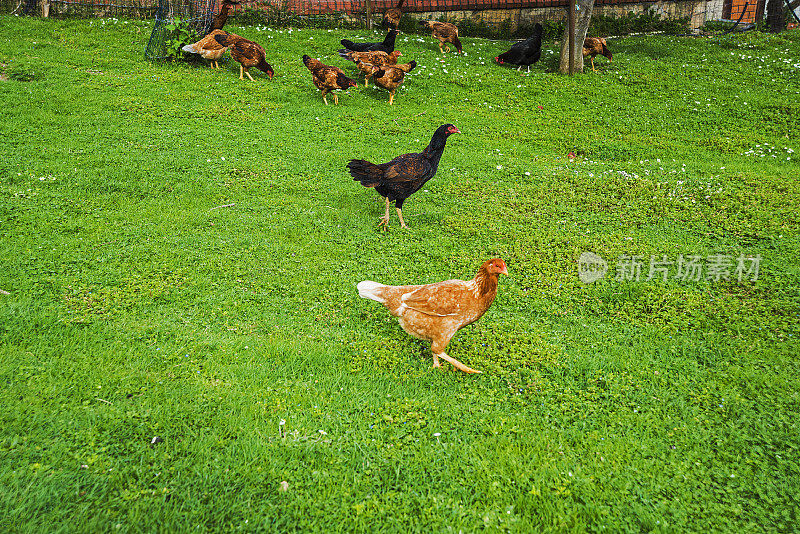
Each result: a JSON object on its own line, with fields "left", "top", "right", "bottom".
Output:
{"left": 559, "top": 0, "right": 596, "bottom": 74}
{"left": 766, "top": 0, "right": 786, "bottom": 32}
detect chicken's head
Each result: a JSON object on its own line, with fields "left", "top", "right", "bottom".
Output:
{"left": 443, "top": 124, "right": 461, "bottom": 136}
{"left": 485, "top": 258, "right": 509, "bottom": 276}
{"left": 258, "top": 61, "right": 275, "bottom": 79}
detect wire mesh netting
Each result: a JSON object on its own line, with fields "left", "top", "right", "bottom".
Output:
{"left": 1, "top": 0, "right": 748, "bottom": 24}
{"left": 1, "top": 0, "right": 776, "bottom": 58}
{"left": 144, "top": 0, "right": 219, "bottom": 59}
{"left": 0, "top": 0, "right": 763, "bottom": 27}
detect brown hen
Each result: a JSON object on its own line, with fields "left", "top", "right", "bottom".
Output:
{"left": 382, "top": 0, "right": 404, "bottom": 29}
{"left": 419, "top": 20, "right": 462, "bottom": 54}
{"left": 357, "top": 259, "right": 509, "bottom": 374}
{"left": 182, "top": 30, "right": 230, "bottom": 69}
{"left": 362, "top": 60, "right": 417, "bottom": 105}
{"left": 209, "top": 0, "right": 239, "bottom": 32}
{"left": 339, "top": 50, "right": 402, "bottom": 86}
{"left": 302, "top": 55, "right": 357, "bottom": 105}
{"left": 213, "top": 32, "right": 274, "bottom": 81}
{"left": 583, "top": 37, "right": 613, "bottom": 72}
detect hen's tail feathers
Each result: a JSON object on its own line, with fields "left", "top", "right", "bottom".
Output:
{"left": 182, "top": 43, "right": 199, "bottom": 54}
{"left": 341, "top": 39, "right": 357, "bottom": 50}
{"left": 357, "top": 281, "right": 387, "bottom": 303}
{"left": 348, "top": 159, "right": 383, "bottom": 187}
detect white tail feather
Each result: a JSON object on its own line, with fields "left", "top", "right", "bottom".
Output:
{"left": 357, "top": 281, "right": 386, "bottom": 303}
{"left": 182, "top": 44, "right": 198, "bottom": 54}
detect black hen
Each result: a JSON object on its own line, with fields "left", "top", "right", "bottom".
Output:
{"left": 495, "top": 23, "right": 543, "bottom": 73}
{"left": 348, "top": 124, "right": 460, "bottom": 230}
{"left": 340, "top": 29, "right": 399, "bottom": 54}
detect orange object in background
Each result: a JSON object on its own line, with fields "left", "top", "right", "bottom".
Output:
{"left": 723, "top": 0, "right": 766, "bottom": 23}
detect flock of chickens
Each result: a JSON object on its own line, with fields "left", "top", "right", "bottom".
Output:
{"left": 181, "top": 2, "right": 614, "bottom": 373}
{"left": 182, "top": 0, "right": 613, "bottom": 105}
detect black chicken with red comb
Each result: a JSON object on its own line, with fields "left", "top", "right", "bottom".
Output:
{"left": 348, "top": 124, "right": 460, "bottom": 230}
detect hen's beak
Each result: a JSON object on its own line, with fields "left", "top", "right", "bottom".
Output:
{"left": 452, "top": 127, "right": 462, "bottom": 134}
{"left": 500, "top": 265, "right": 509, "bottom": 276}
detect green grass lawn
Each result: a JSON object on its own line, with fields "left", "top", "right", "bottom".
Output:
{"left": 1, "top": 15, "right": 799, "bottom": 532}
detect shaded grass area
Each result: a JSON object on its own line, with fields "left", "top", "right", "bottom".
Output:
{"left": 1, "top": 17, "right": 799, "bottom": 532}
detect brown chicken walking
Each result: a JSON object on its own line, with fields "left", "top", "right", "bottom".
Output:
{"left": 302, "top": 55, "right": 357, "bottom": 105}
{"left": 357, "top": 259, "right": 509, "bottom": 374}
{"left": 419, "top": 21, "right": 463, "bottom": 54}
{"left": 583, "top": 37, "right": 613, "bottom": 72}
{"left": 213, "top": 32, "right": 274, "bottom": 81}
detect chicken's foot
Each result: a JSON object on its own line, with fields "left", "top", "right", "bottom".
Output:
{"left": 388, "top": 91, "right": 395, "bottom": 105}
{"left": 333, "top": 92, "right": 339, "bottom": 105}
{"left": 435, "top": 352, "right": 481, "bottom": 374}
{"left": 238, "top": 65, "right": 244, "bottom": 80}
{"left": 245, "top": 70, "right": 255, "bottom": 82}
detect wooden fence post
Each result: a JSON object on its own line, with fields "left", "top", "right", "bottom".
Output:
{"left": 568, "top": 0, "right": 575, "bottom": 75}
{"left": 366, "top": 0, "right": 373, "bottom": 30}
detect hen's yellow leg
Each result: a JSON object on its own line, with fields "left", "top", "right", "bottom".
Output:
{"left": 245, "top": 70, "right": 255, "bottom": 81}
{"left": 436, "top": 352, "right": 481, "bottom": 374}
{"left": 378, "top": 197, "right": 391, "bottom": 230}
{"left": 238, "top": 64, "right": 244, "bottom": 80}
{"left": 396, "top": 207, "right": 408, "bottom": 229}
